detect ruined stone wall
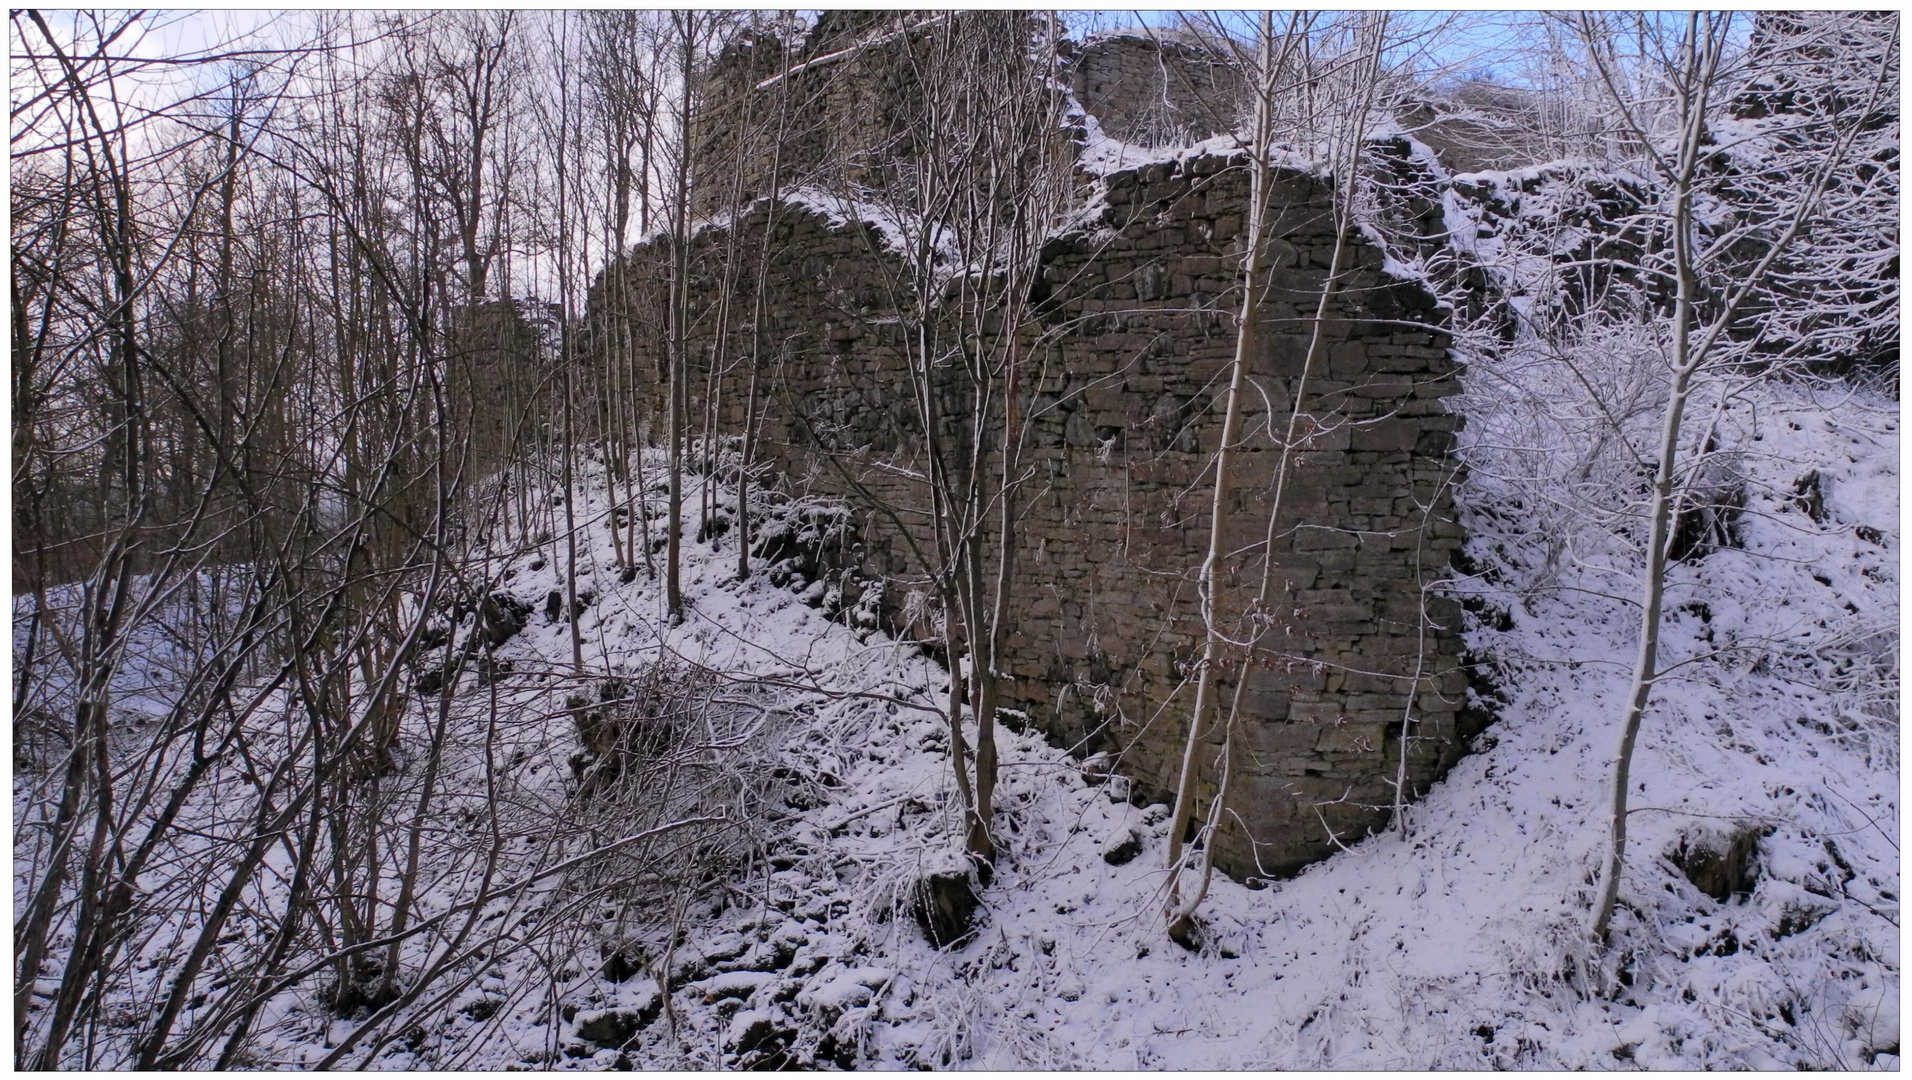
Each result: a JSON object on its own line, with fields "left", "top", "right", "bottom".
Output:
{"left": 692, "top": 16, "right": 1249, "bottom": 215}
{"left": 599, "top": 147, "right": 1476, "bottom": 880}
{"left": 692, "top": 12, "right": 1046, "bottom": 217}
{"left": 1019, "top": 156, "right": 1473, "bottom": 879}
{"left": 1066, "top": 30, "right": 1244, "bottom": 147}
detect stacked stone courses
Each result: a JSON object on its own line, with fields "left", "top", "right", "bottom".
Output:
{"left": 596, "top": 34, "right": 1477, "bottom": 881}
{"left": 1066, "top": 30, "right": 1246, "bottom": 147}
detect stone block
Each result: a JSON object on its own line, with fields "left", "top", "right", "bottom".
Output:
{"left": 1350, "top": 420, "right": 1420, "bottom": 453}
{"left": 1288, "top": 700, "right": 1343, "bottom": 724}
{"left": 1294, "top": 528, "right": 1359, "bottom": 551}
{"left": 1315, "top": 723, "right": 1387, "bottom": 754}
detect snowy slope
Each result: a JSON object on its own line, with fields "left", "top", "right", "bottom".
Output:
{"left": 259, "top": 381, "right": 1897, "bottom": 1071}
{"left": 13, "top": 410, "right": 1893, "bottom": 1071}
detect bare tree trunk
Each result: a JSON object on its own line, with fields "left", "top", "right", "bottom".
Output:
{"left": 1163, "top": 16, "right": 1277, "bottom": 944}
{"left": 557, "top": 64, "right": 586, "bottom": 674}
{"left": 738, "top": 67, "right": 790, "bottom": 580}
{"left": 662, "top": 13, "right": 697, "bottom": 623}
{"left": 1578, "top": 10, "right": 1887, "bottom": 943}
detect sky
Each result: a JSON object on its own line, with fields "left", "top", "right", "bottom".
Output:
{"left": 11, "top": 11, "right": 317, "bottom": 159}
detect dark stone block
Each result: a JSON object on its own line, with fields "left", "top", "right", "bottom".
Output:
{"left": 1670, "top": 826, "right": 1763, "bottom": 902}
{"left": 479, "top": 593, "right": 532, "bottom": 647}
{"left": 575, "top": 997, "right": 660, "bottom": 1048}
{"left": 1101, "top": 827, "right": 1144, "bottom": 866}
{"left": 908, "top": 862, "right": 984, "bottom": 947}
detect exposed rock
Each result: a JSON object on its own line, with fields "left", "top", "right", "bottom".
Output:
{"left": 1101, "top": 827, "right": 1144, "bottom": 866}
{"left": 667, "top": 954, "right": 711, "bottom": 991}
{"left": 1669, "top": 466, "right": 1746, "bottom": 563}
{"left": 817, "top": 1030, "right": 860, "bottom": 1071}
{"left": 908, "top": 864, "right": 983, "bottom": 948}
{"left": 1793, "top": 469, "right": 1830, "bottom": 523}
{"left": 1670, "top": 826, "right": 1763, "bottom": 902}
{"left": 714, "top": 941, "right": 777, "bottom": 974}
{"left": 598, "top": 945, "right": 644, "bottom": 983}
{"left": 477, "top": 593, "right": 531, "bottom": 648}
{"left": 1069, "top": 29, "right": 1245, "bottom": 147}
{"left": 573, "top": 996, "right": 660, "bottom": 1049}
{"left": 413, "top": 668, "right": 445, "bottom": 698}
{"left": 725, "top": 1009, "right": 796, "bottom": 1069}
{"left": 1774, "top": 899, "right": 1837, "bottom": 938}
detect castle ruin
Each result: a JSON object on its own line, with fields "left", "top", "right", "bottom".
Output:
{"left": 593, "top": 14, "right": 1479, "bottom": 880}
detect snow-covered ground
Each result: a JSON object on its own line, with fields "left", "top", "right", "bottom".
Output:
{"left": 14, "top": 404, "right": 1894, "bottom": 1072}
{"left": 176, "top": 369, "right": 1889, "bottom": 1071}
{"left": 13, "top": 371, "right": 1895, "bottom": 1071}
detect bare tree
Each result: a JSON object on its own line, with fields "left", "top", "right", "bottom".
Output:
{"left": 1157, "top": 11, "right": 1415, "bottom": 943}
{"left": 13, "top": 11, "right": 600, "bottom": 1066}
{"left": 1561, "top": 10, "right": 1899, "bottom": 943}
{"left": 796, "top": 13, "right": 1073, "bottom": 865}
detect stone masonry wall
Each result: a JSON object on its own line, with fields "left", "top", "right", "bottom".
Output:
{"left": 598, "top": 146, "right": 1476, "bottom": 880}
{"left": 1066, "top": 30, "right": 1245, "bottom": 147}
{"left": 692, "top": 17, "right": 1249, "bottom": 215}
{"left": 693, "top": 12, "right": 1048, "bottom": 217}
